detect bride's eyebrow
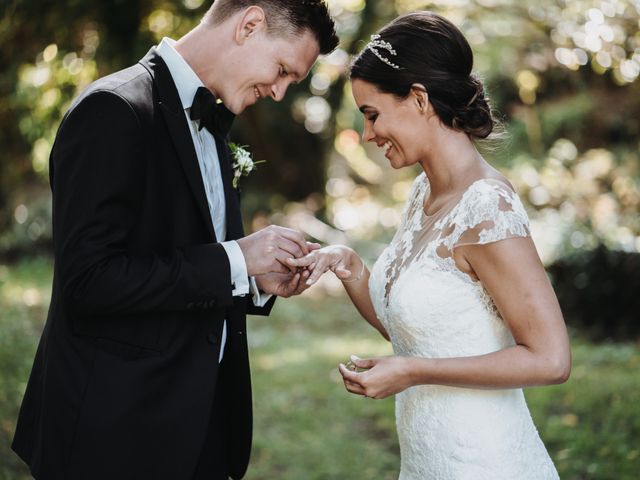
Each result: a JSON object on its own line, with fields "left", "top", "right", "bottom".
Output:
{"left": 359, "top": 105, "right": 375, "bottom": 113}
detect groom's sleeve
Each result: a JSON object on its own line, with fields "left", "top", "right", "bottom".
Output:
{"left": 53, "top": 90, "right": 236, "bottom": 316}
{"left": 249, "top": 277, "right": 273, "bottom": 307}
{"left": 220, "top": 241, "right": 250, "bottom": 296}
{"left": 220, "top": 240, "right": 275, "bottom": 315}
{"left": 246, "top": 288, "right": 277, "bottom": 316}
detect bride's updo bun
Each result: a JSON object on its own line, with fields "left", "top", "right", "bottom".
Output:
{"left": 350, "top": 11, "right": 495, "bottom": 140}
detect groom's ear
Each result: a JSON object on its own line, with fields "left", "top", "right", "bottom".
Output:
{"left": 234, "top": 6, "right": 267, "bottom": 45}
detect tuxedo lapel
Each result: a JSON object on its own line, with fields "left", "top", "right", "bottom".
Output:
{"left": 139, "top": 49, "right": 217, "bottom": 241}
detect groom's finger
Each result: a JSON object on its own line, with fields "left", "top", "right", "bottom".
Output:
{"left": 306, "top": 241, "right": 321, "bottom": 251}
{"left": 274, "top": 251, "right": 302, "bottom": 273}
{"left": 284, "top": 270, "right": 308, "bottom": 297}
{"left": 275, "top": 237, "right": 306, "bottom": 259}
{"left": 293, "top": 270, "right": 312, "bottom": 295}
{"left": 297, "top": 270, "right": 313, "bottom": 295}
{"left": 271, "top": 227, "right": 311, "bottom": 255}
{"left": 281, "top": 272, "right": 301, "bottom": 297}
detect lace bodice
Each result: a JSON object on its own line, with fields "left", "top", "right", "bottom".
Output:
{"left": 368, "top": 172, "right": 558, "bottom": 479}
{"left": 379, "top": 172, "right": 529, "bottom": 307}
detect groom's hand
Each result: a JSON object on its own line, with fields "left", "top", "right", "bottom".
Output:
{"left": 236, "top": 225, "right": 319, "bottom": 276}
{"left": 255, "top": 270, "right": 312, "bottom": 298}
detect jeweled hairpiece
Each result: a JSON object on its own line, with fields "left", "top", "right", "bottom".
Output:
{"left": 366, "top": 34, "right": 401, "bottom": 70}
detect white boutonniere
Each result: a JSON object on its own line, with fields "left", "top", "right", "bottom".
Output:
{"left": 228, "top": 143, "right": 265, "bottom": 189}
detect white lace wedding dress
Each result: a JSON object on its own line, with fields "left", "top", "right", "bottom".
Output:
{"left": 368, "top": 172, "right": 559, "bottom": 479}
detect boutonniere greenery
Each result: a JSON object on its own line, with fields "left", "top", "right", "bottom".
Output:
{"left": 229, "top": 143, "right": 265, "bottom": 189}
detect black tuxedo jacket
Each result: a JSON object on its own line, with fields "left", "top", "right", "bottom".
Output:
{"left": 12, "top": 48, "right": 274, "bottom": 480}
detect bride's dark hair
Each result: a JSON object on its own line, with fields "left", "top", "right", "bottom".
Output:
{"left": 350, "top": 11, "right": 494, "bottom": 139}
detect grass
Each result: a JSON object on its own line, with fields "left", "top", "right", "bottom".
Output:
{"left": 0, "top": 256, "right": 51, "bottom": 480}
{"left": 1, "top": 256, "right": 639, "bottom": 479}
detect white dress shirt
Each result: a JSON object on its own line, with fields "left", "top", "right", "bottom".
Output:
{"left": 157, "top": 38, "right": 271, "bottom": 362}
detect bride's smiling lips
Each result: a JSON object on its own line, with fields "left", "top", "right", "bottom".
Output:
{"left": 377, "top": 140, "right": 394, "bottom": 157}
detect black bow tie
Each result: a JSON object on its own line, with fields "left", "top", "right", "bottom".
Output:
{"left": 189, "top": 86, "right": 234, "bottom": 137}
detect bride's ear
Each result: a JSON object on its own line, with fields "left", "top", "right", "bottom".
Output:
{"left": 410, "top": 83, "right": 429, "bottom": 114}
{"left": 234, "top": 6, "right": 266, "bottom": 44}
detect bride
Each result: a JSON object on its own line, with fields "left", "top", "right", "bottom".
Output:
{"left": 288, "top": 11, "right": 570, "bottom": 479}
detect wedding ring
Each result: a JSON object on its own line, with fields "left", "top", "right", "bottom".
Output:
{"left": 346, "top": 360, "right": 357, "bottom": 372}
{"left": 345, "top": 360, "right": 369, "bottom": 373}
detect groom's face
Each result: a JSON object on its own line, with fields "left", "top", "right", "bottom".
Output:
{"left": 223, "top": 28, "right": 320, "bottom": 114}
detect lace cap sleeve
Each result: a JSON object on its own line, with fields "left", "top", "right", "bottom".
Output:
{"left": 439, "top": 179, "right": 530, "bottom": 252}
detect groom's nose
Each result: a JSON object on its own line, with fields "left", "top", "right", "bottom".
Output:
{"left": 270, "top": 80, "right": 289, "bottom": 102}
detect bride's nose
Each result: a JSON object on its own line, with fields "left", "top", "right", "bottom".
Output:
{"left": 362, "top": 121, "right": 375, "bottom": 142}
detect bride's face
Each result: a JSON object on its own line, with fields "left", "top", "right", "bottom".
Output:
{"left": 351, "top": 78, "right": 429, "bottom": 169}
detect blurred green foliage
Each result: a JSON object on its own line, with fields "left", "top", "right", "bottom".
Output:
{"left": 2, "top": 0, "right": 639, "bottom": 253}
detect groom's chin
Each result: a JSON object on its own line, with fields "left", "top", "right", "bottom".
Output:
{"left": 227, "top": 101, "right": 248, "bottom": 115}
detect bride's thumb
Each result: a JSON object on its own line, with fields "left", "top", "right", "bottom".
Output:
{"left": 334, "top": 266, "right": 351, "bottom": 279}
{"left": 350, "top": 355, "right": 374, "bottom": 369}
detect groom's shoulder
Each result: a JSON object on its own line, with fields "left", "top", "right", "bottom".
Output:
{"left": 81, "top": 63, "right": 151, "bottom": 104}
{"left": 94, "top": 63, "right": 151, "bottom": 94}
{"left": 66, "top": 63, "right": 153, "bottom": 122}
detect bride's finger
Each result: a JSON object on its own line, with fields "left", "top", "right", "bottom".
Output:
{"left": 344, "top": 379, "right": 364, "bottom": 391}
{"left": 306, "top": 259, "right": 331, "bottom": 285}
{"left": 338, "top": 363, "right": 363, "bottom": 385}
{"left": 344, "top": 381, "right": 366, "bottom": 396}
{"left": 286, "top": 253, "right": 315, "bottom": 268}
{"left": 341, "top": 375, "right": 365, "bottom": 394}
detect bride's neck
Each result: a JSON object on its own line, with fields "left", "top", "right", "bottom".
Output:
{"left": 419, "top": 128, "right": 485, "bottom": 198}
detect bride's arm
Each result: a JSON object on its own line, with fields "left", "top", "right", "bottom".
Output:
{"left": 339, "top": 237, "right": 570, "bottom": 398}
{"left": 286, "top": 246, "right": 389, "bottom": 341}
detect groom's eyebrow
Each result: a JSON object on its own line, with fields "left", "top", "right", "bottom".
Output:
{"left": 291, "top": 69, "right": 305, "bottom": 84}
{"left": 288, "top": 62, "right": 313, "bottom": 85}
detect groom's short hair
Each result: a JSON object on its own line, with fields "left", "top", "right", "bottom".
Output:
{"left": 205, "top": 0, "right": 338, "bottom": 54}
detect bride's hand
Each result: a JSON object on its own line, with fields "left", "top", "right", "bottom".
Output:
{"left": 338, "top": 355, "right": 415, "bottom": 400}
{"left": 285, "top": 245, "right": 360, "bottom": 286}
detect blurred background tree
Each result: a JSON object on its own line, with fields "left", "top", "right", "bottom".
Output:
{"left": 1, "top": 0, "right": 639, "bottom": 478}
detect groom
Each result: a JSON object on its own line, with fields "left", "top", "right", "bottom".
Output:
{"left": 12, "top": 1, "right": 338, "bottom": 479}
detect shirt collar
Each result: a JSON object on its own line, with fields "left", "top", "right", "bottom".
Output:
{"left": 156, "top": 37, "right": 205, "bottom": 111}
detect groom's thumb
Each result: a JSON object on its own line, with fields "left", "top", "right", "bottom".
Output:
{"left": 350, "top": 355, "right": 374, "bottom": 369}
